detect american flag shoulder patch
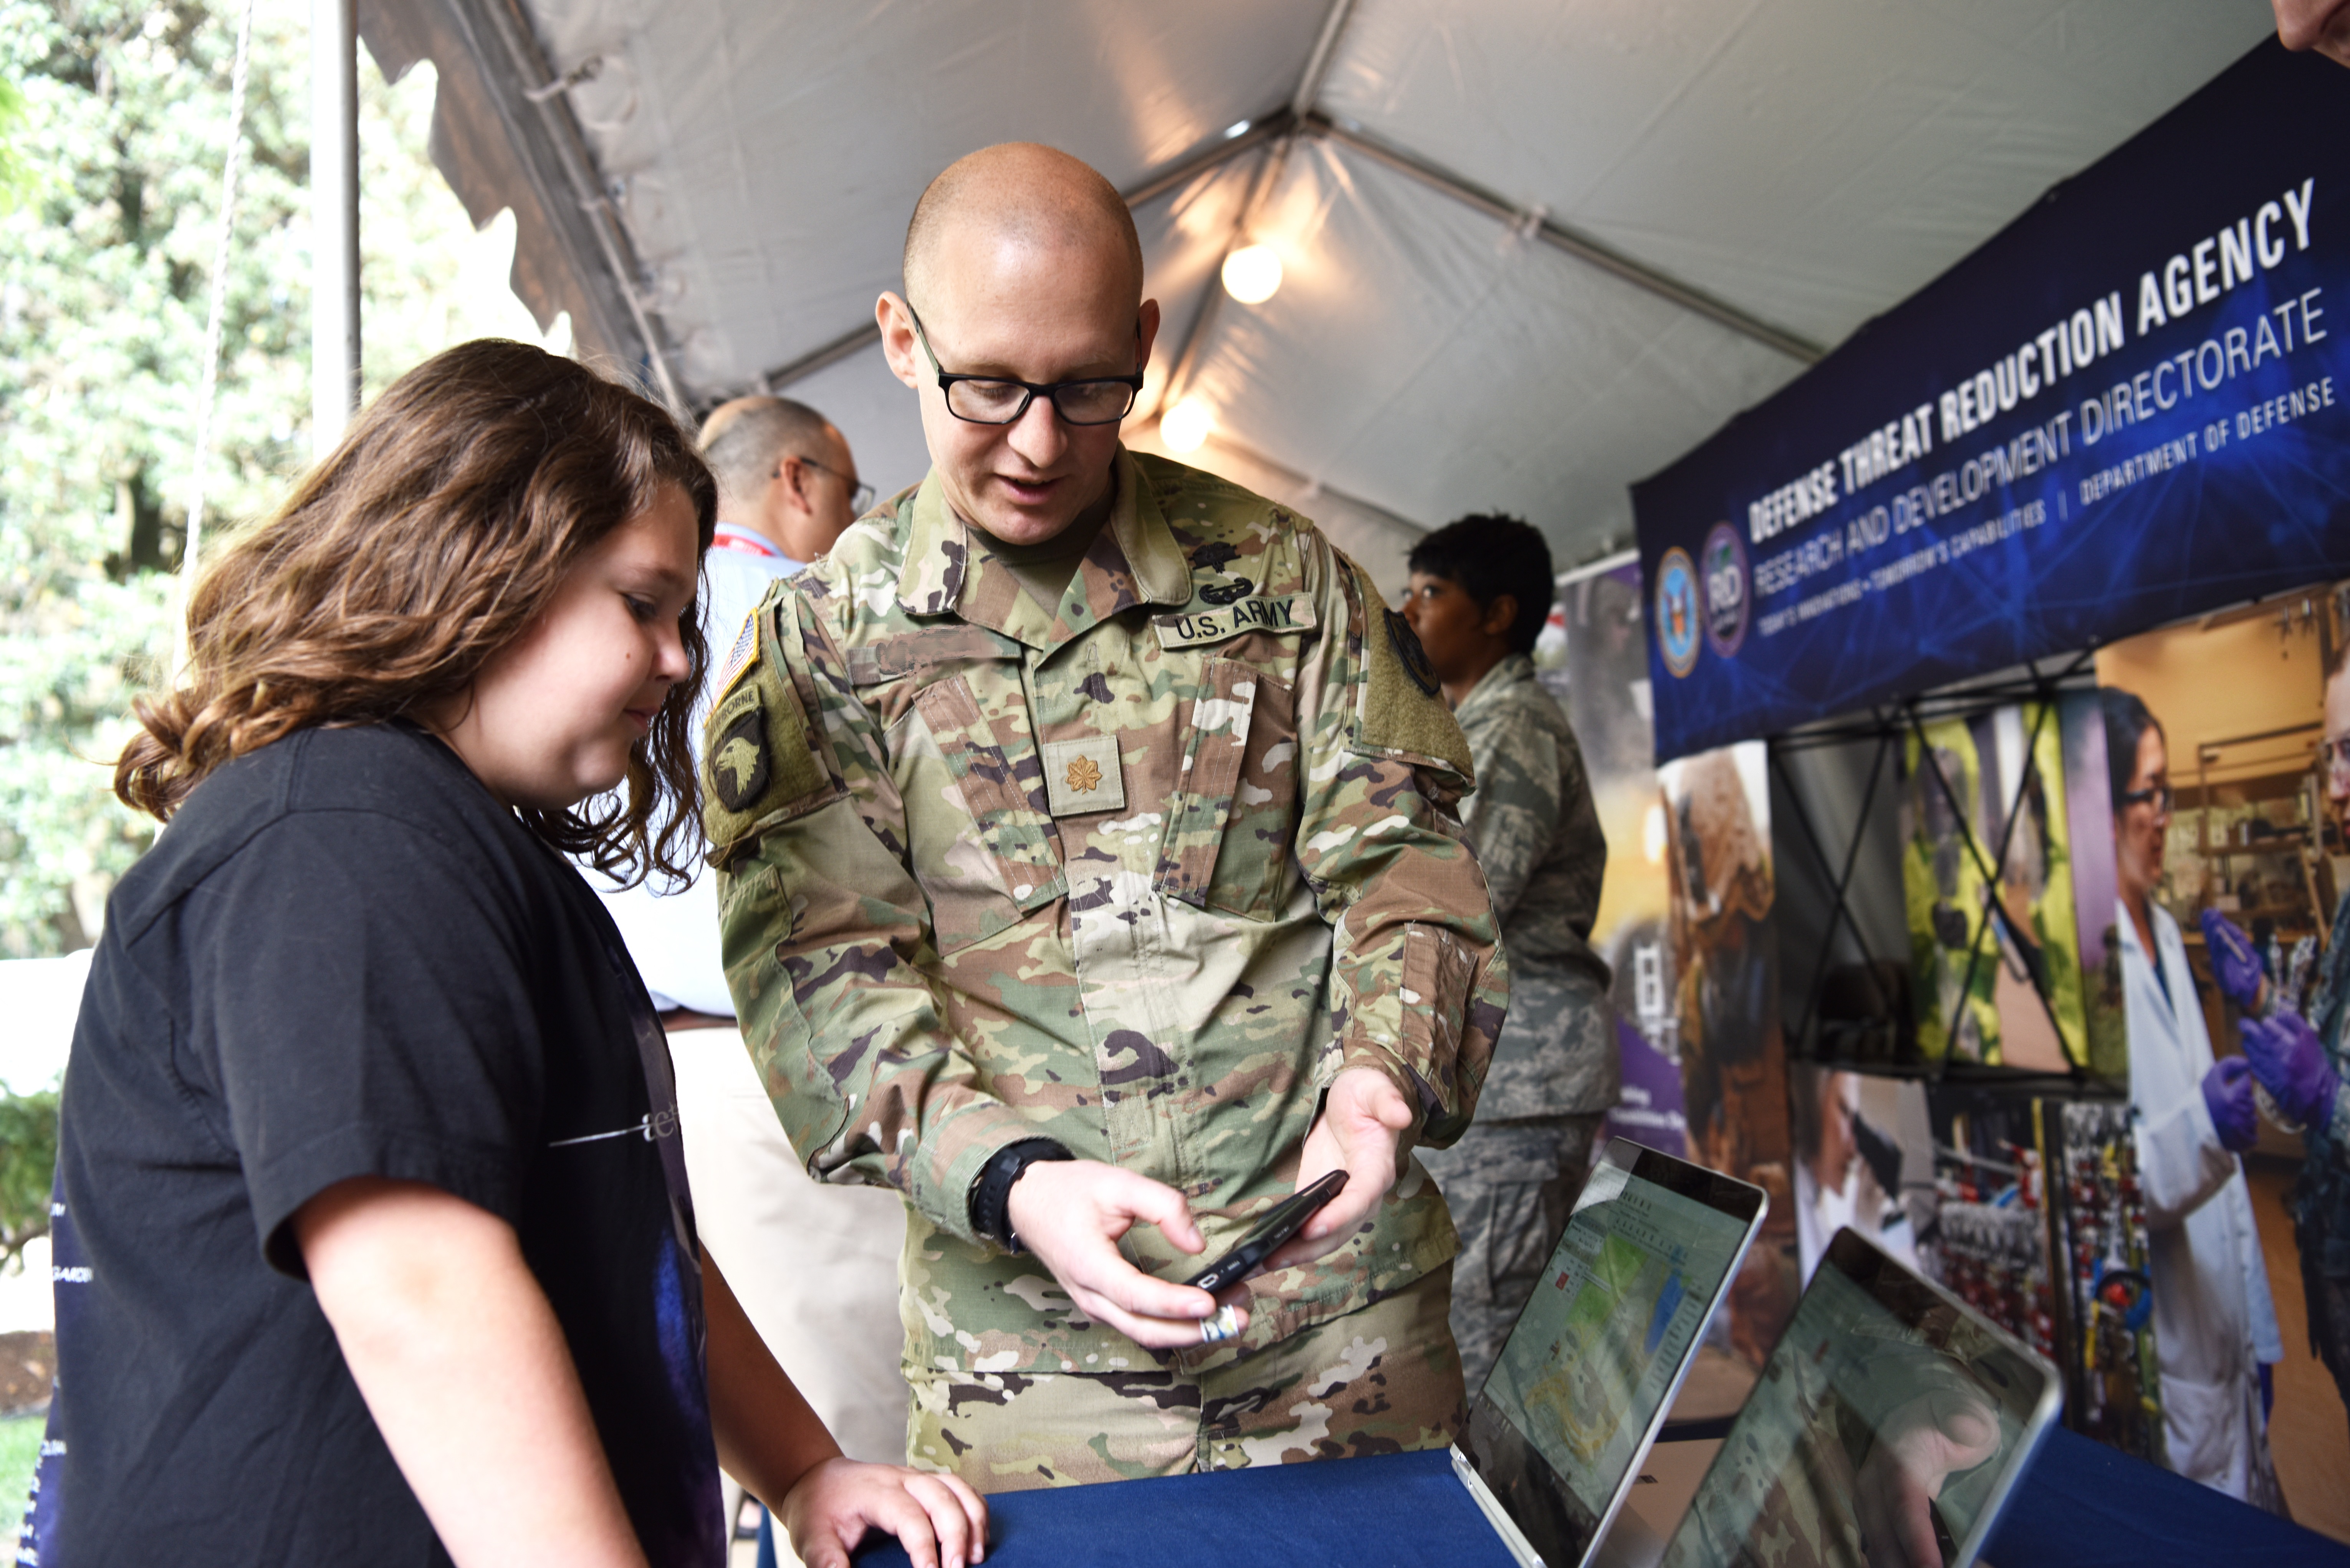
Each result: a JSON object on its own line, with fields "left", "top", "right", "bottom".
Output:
{"left": 717, "top": 607, "right": 761, "bottom": 697}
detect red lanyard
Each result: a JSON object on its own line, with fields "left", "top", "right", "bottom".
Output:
{"left": 711, "top": 525, "right": 781, "bottom": 559}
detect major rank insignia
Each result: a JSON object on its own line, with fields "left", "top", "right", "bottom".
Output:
{"left": 1041, "top": 732, "right": 1124, "bottom": 817}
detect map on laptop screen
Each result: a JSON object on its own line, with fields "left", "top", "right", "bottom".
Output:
{"left": 1457, "top": 1145, "right": 1764, "bottom": 1568}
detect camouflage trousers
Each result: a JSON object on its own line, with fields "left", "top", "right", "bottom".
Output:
{"left": 1418, "top": 1115, "right": 1604, "bottom": 1392}
{"left": 904, "top": 1263, "right": 1465, "bottom": 1491}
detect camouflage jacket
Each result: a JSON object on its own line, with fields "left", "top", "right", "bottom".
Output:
{"left": 1453, "top": 655, "right": 1617, "bottom": 1118}
{"left": 705, "top": 449, "right": 1508, "bottom": 1375}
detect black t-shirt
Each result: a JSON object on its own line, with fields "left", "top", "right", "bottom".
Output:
{"left": 32, "top": 723, "right": 724, "bottom": 1567}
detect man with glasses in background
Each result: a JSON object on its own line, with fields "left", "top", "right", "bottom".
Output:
{"left": 2101, "top": 688, "right": 2286, "bottom": 1511}
{"left": 594, "top": 396, "right": 907, "bottom": 1545}
{"left": 707, "top": 142, "right": 1506, "bottom": 1488}
{"left": 702, "top": 394, "right": 874, "bottom": 566}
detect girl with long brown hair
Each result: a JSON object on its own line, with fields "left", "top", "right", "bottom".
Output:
{"left": 35, "top": 341, "right": 984, "bottom": 1568}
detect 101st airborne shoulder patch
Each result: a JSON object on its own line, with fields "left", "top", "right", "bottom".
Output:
{"left": 700, "top": 600, "right": 835, "bottom": 858}
{"left": 708, "top": 683, "right": 771, "bottom": 813}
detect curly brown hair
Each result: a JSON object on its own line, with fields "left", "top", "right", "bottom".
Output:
{"left": 116, "top": 339, "right": 718, "bottom": 885}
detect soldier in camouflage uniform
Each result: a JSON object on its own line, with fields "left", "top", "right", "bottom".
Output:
{"left": 706, "top": 143, "right": 1508, "bottom": 1490}
{"left": 1401, "top": 516, "right": 1617, "bottom": 1391}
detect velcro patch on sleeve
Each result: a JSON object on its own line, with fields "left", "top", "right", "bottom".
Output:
{"left": 700, "top": 605, "right": 835, "bottom": 854}
{"left": 1347, "top": 562, "right": 1474, "bottom": 787}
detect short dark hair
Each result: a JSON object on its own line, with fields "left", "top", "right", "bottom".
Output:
{"left": 2099, "top": 688, "right": 2165, "bottom": 810}
{"left": 1407, "top": 513, "right": 1553, "bottom": 656}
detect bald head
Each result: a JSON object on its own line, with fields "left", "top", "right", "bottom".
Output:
{"left": 904, "top": 143, "right": 1144, "bottom": 311}
{"left": 882, "top": 144, "right": 1159, "bottom": 548}
{"left": 699, "top": 395, "right": 836, "bottom": 515}
{"left": 697, "top": 395, "right": 861, "bottom": 562}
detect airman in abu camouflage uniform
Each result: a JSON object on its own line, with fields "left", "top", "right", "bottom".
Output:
{"left": 706, "top": 143, "right": 1508, "bottom": 1490}
{"left": 1402, "top": 516, "right": 1617, "bottom": 1391}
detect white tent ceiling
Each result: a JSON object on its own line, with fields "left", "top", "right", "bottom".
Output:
{"left": 362, "top": 0, "right": 2280, "bottom": 579}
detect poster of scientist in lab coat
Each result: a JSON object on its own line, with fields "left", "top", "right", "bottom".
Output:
{"left": 2102, "top": 685, "right": 2287, "bottom": 1513}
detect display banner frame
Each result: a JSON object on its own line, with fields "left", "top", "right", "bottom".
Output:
{"left": 1633, "top": 41, "right": 2350, "bottom": 763}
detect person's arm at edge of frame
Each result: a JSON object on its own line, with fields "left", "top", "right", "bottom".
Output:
{"left": 1276, "top": 539, "right": 1511, "bottom": 1263}
{"left": 722, "top": 585, "right": 1224, "bottom": 1348}
{"left": 703, "top": 1249, "right": 985, "bottom": 1568}
{"left": 1453, "top": 683, "right": 1562, "bottom": 930}
{"left": 295, "top": 1176, "right": 652, "bottom": 1568}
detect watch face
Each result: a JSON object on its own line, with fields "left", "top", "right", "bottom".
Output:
{"left": 980, "top": 1143, "right": 1071, "bottom": 1251}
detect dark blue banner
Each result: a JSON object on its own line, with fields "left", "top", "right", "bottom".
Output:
{"left": 1634, "top": 42, "right": 2350, "bottom": 762}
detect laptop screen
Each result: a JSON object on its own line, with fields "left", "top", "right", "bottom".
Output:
{"left": 1659, "top": 1227, "right": 2060, "bottom": 1568}
{"left": 1461, "top": 1141, "right": 1765, "bottom": 1568}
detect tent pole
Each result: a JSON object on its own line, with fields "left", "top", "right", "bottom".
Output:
{"left": 1309, "top": 116, "right": 1823, "bottom": 365}
{"left": 1156, "top": 0, "right": 1361, "bottom": 417}
{"left": 1289, "top": 0, "right": 1359, "bottom": 118}
{"left": 311, "top": 0, "right": 361, "bottom": 457}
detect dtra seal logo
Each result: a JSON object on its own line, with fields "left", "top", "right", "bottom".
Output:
{"left": 1655, "top": 547, "right": 1701, "bottom": 678}
{"left": 1700, "top": 522, "right": 1749, "bottom": 658}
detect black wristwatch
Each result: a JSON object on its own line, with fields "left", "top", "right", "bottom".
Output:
{"left": 968, "top": 1138, "right": 1074, "bottom": 1254}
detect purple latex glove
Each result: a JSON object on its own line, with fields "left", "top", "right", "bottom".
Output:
{"left": 2202, "top": 1057, "right": 2259, "bottom": 1152}
{"left": 2242, "top": 1012, "right": 2343, "bottom": 1127}
{"left": 2200, "top": 909, "right": 2267, "bottom": 1010}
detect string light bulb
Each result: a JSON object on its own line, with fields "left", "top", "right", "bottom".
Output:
{"left": 1161, "top": 397, "right": 1214, "bottom": 453}
{"left": 1221, "top": 243, "right": 1283, "bottom": 304}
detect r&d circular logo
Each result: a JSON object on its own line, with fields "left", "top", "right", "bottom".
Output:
{"left": 1701, "top": 522, "right": 1749, "bottom": 658}
{"left": 1655, "top": 547, "right": 1701, "bottom": 678}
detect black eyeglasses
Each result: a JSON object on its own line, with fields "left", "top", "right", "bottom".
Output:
{"left": 2322, "top": 736, "right": 2350, "bottom": 780}
{"left": 906, "top": 305, "right": 1142, "bottom": 427}
{"left": 785, "top": 454, "right": 874, "bottom": 514}
{"left": 2119, "top": 782, "right": 2174, "bottom": 814}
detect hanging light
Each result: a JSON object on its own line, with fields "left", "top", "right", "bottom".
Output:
{"left": 1221, "top": 243, "right": 1283, "bottom": 305}
{"left": 1161, "top": 396, "right": 1214, "bottom": 453}
{"left": 1136, "top": 361, "right": 1169, "bottom": 422}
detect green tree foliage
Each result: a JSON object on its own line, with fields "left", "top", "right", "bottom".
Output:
{"left": 0, "top": 0, "right": 564, "bottom": 959}
{"left": 0, "top": 0, "right": 311, "bottom": 958}
{"left": 0, "top": 76, "right": 35, "bottom": 207}
{"left": 0, "top": 1090, "right": 57, "bottom": 1272}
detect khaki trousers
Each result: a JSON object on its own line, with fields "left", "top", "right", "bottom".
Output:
{"left": 667, "top": 1024, "right": 908, "bottom": 1463}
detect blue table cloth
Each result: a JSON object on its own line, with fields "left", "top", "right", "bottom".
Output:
{"left": 851, "top": 1426, "right": 2349, "bottom": 1566}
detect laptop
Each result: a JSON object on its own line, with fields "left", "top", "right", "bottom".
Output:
{"left": 1645, "top": 1226, "right": 2064, "bottom": 1568}
{"left": 1451, "top": 1138, "right": 1769, "bottom": 1568}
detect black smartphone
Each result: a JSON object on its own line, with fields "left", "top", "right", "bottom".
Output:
{"left": 1182, "top": 1170, "right": 1349, "bottom": 1292}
